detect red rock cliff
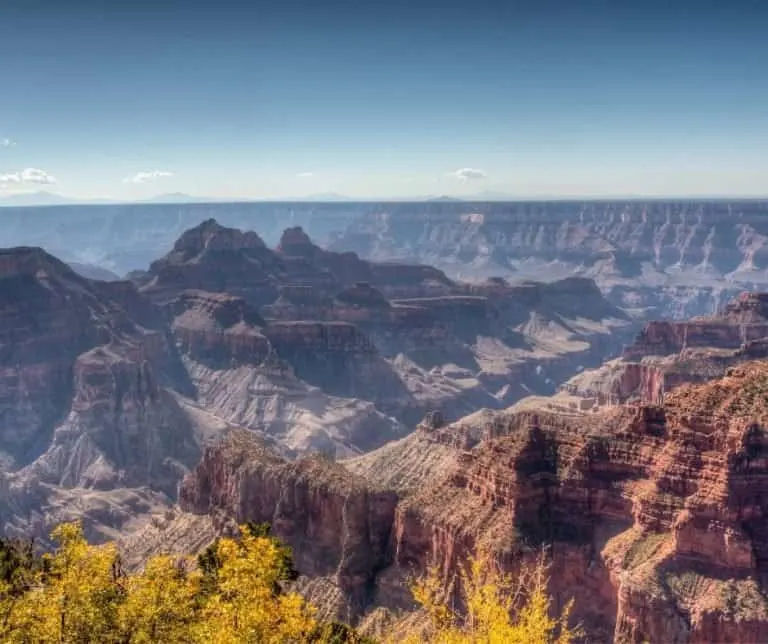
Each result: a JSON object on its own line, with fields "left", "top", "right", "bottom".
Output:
{"left": 170, "top": 290, "right": 271, "bottom": 368}
{"left": 180, "top": 362, "right": 768, "bottom": 641}
{"left": 179, "top": 431, "right": 397, "bottom": 613}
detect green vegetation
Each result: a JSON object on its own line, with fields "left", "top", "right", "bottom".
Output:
{"left": 622, "top": 531, "right": 669, "bottom": 569}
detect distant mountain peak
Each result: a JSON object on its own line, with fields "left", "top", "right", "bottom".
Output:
{"left": 0, "top": 190, "right": 71, "bottom": 206}
{"left": 299, "top": 192, "right": 352, "bottom": 202}
{"left": 0, "top": 191, "right": 117, "bottom": 206}
{"left": 426, "top": 195, "right": 465, "bottom": 202}
{"left": 145, "top": 192, "right": 213, "bottom": 204}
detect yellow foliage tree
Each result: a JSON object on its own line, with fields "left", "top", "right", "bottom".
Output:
{"left": 117, "top": 554, "right": 199, "bottom": 642}
{"left": 0, "top": 522, "right": 319, "bottom": 644}
{"left": 0, "top": 521, "right": 581, "bottom": 644}
{"left": 192, "top": 529, "right": 316, "bottom": 643}
{"left": 400, "top": 551, "right": 582, "bottom": 644}
{"left": 1, "top": 522, "right": 122, "bottom": 643}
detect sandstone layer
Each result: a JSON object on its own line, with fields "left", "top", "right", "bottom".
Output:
{"left": 178, "top": 362, "right": 768, "bottom": 642}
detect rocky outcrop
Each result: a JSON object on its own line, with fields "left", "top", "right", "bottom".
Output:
{"left": 624, "top": 322, "right": 742, "bottom": 359}
{"left": 263, "top": 322, "right": 410, "bottom": 407}
{"left": 563, "top": 290, "right": 768, "bottom": 407}
{"left": 626, "top": 292, "right": 768, "bottom": 360}
{"left": 169, "top": 290, "right": 271, "bottom": 368}
{"left": 167, "top": 290, "right": 408, "bottom": 458}
{"left": 138, "top": 219, "right": 284, "bottom": 307}
{"left": 367, "top": 263, "right": 455, "bottom": 299}
{"left": 0, "top": 247, "right": 219, "bottom": 541}
{"left": 0, "top": 248, "right": 183, "bottom": 465}
{"left": 22, "top": 346, "right": 198, "bottom": 495}
{"left": 180, "top": 362, "right": 768, "bottom": 641}
{"left": 137, "top": 219, "right": 457, "bottom": 308}
{"left": 180, "top": 430, "right": 398, "bottom": 613}
{"left": 562, "top": 361, "right": 666, "bottom": 406}
{"left": 394, "top": 365, "right": 768, "bottom": 641}
{"left": 277, "top": 226, "right": 377, "bottom": 288}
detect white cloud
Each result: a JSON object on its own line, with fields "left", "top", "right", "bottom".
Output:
{"left": 0, "top": 138, "right": 15, "bottom": 147}
{"left": 450, "top": 167, "right": 488, "bottom": 181}
{"left": 123, "top": 170, "right": 174, "bottom": 184}
{"left": 296, "top": 172, "right": 314, "bottom": 178}
{"left": 0, "top": 167, "right": 56, "bottom": 185}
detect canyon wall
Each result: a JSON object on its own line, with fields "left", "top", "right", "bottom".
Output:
{"left": 0, "top": 220, "right": 637, "bottom": 545}
{"left": 180, "top": 362, "right": 768, "bottom": 641}
{"left": 329, "top": 200, "right": 768, "bottom": 319}
{"left": 563, "top": 289, "right": 768, "bottom": 407}
{"left": 179, "top": 431, "right": 398, "bottom": 612}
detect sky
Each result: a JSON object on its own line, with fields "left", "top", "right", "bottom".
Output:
{"left": 0, "top": 0, "right": 767, "bottom": 200}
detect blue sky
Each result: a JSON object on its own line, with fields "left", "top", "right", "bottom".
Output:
{"left": 0, "top": 0, "right": 767, "bottom": 200}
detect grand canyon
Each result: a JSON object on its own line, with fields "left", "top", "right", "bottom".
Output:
{"left": 4, "top": 0, "right": 766, "bottom": 637}
{"left": 0, "top": 200, "right": 767, "bottom": 641}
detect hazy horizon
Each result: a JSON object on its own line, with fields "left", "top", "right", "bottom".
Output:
{"left": 2, "top": 190, "right": 768, "bottom": 208}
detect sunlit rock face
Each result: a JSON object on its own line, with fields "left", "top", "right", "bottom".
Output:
{"left": 182, "top": 363, "right": 768, "bottom": 641}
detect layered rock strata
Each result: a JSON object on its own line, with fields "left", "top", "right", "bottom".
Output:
{"left": 0, "top": 248, "right": 211, "bottom": 541}
{"left": 563, "top": 291, "right": 768, "bottom": 407}
{"left": 180, "top": 431, "right": 398, "bottom": 612}
{"left": 139, "top": 220, "right": 637, "bottom": 424}
{"left": 329, "top": 200, "right": 768, "bottom": 319}
{"left": 0, "top": 220, "right": 636, "bottom": 542}
{"left": 179, "top": 362, "right": 768, "bottom": 642}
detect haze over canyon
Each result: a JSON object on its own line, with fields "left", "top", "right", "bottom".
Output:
{"left": 1, "top": 199, "right": 768, "bottom": 642}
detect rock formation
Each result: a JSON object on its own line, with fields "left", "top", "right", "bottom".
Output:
{"left": 0, "top": 248, "right": 213, "bottom": 541}
{"left": 0, "top": 221, "right": 636, "bottom": 545}
{"left": 178, "top": 362, "right": 768, "bottom": 642}
{"left": 138, "top": 220, "right": 637, "bottom": 426}
{"left": 166, "top": 288, "right": 408, "bottom": 456}
{"left": 180, "top": 431, "right": 398, "bottom": 613}
{"left": 564, "top": 290, "right": 768, "bottom": 407}
{"left": 169, "top": 290, "right": 270, "bottom": 368}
